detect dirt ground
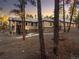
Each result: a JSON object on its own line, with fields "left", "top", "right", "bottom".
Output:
{"left": 0, "top": 28, "right": 79, "bottom": 59}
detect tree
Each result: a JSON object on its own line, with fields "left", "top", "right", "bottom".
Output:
{"left": 59, "top": 0, "right": 66, "bottom": 32}
{"left": 59, "top": 0, "right": 71, "bottom": 32}
{"left": 26, "top": 14, "right": 33, "bottom": 19}
{"left": 12, "top": 0, "right": 47, "bottom": 59}
{"left": 11, "top": 0, "right": 36, "bottom": 40}
{"left": 75, "top": 11, "right": 79, "bottom": 29}
{"left": 10, "top": 0, "right": 25, "bottom": 40}
{"left": 53, "top": 0, "right": 60, "bottom": 59}
{"left": 67, "top": 0, "right": 76, "bottom": 32}
{"left": 44, "top": 15, "right": 49, "bottom": 19}
{"left": 68, "top": 3, "right": 77, "bottom": 20}
{"left": 37, "top": 0, "right": 46, "bottom": 59}
{"left": 63, "top": 0, "right": 66, "bottom": 32}
{"left": 20, "top": 0, "right": 26, "bottom": 40}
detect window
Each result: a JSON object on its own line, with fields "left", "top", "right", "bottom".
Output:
{"left": 50, "top": 22, "right": 52, "bottom": 26}
{"left": 31, "top": 22, "right": 33, "bottom": 26}
{"left": 35, "top": 23, "right": 37, "bottom": 26}
{"left": 26, "top": 22, "right": 27, "bottom": 25}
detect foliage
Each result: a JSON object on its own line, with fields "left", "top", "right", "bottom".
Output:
{"left": 69, "top": 4, "right": 77, "bottom": 18}
{"left": 44, "top": 15, "right": 53, "bottom": 19}
{"left": 75, "top": 12, "right": 79, "bottom": 23}
{"left": 67, "top": 0, "right": 76, "bottom": 32}
{"left": 10, "top": 9, "right": 21, "bottom": 16}
{"left": 59, "top": 0, "right": 71, "bottom": 4}
{"left": 26, "top": 14, "right": 33, "bottom": 18}
{"left": 10, "top": 0, "right": 36, "bottom": 17}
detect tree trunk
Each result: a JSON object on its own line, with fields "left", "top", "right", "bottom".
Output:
{"left": 37, "top": 0, "right": 46, "bottom": 59}
{"left": 20, "top": 0, "right": 26, "bottom": 40}
{"left": 67, "top": 0, "right": 76, "bottom": 32}
{"left": 78, "top": 24, "right": 79, "bottom": 29}
{"left": 63, "top": 0, "right": 66, "bottom": 32}
{"left": 53, "top": 0, "right": 59, "bottom": 59}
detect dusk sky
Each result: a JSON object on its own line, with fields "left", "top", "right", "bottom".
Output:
{"left": 1, "top": 0, "right": 79, "bottom": 17}
{"left": 0, "top": 0, "right": 54, "bottom": 17}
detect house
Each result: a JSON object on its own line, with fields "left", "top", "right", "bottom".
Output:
{"left": 8, "top": 17, "right": 76, "bottom": 34}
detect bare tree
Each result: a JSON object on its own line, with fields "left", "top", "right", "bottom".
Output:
{"left": 67, "top": 0, "right": 76, "bottom": 32}
{"left": 20, "top": 0, "right": 26, "bottom": 40}
{"left": 10, "top": 0, "right": 26, "bottom": 40}
{"left": 37, "top": 0, "right": 46, "bottom": 59}
{"left": 11, "top": 0, "right": 36, "bottom": 40}
{"left": 63, "top": 0, "right": 66, "bottom": 32}
{"left": 59, "top": 0, "right": 71, "bottom": 32}
{"left": 53, "top": 0, "right": 60, "bottom": 59}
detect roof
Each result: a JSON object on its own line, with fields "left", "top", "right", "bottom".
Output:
{"left": 59, "top": 19, "right": 75, "bottom": 23}
{"left": 8, "top": 17, "right": 75, "bottom": 23}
